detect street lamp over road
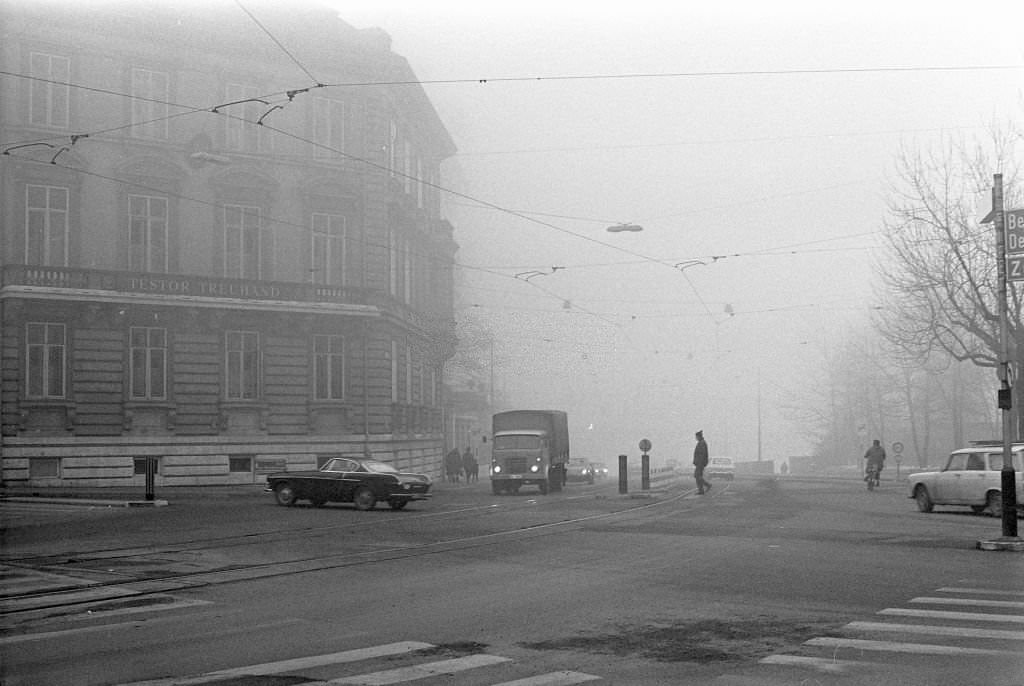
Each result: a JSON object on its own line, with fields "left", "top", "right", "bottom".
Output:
{"left": 606, "top": 223, "right": 643, "bottom": 233}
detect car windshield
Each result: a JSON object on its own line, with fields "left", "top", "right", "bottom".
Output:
{"left": 361, "top": 460, "right": 399, "bottom": 474}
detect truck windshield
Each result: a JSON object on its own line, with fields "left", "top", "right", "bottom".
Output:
{"left": 494, "top": 435, "right": 541, "bottom": 450}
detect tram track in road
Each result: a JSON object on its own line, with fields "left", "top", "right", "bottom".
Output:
{"left": 0, "top": 483, "right": 710, "bottom": 621}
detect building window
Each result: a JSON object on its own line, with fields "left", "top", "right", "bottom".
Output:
{"left": 130, "top": 327, "right": 167, "bottom": 400}
{"left": 387, "top": 120, "right": 398, "bottom": 177}
{"left": 133, "top": 456, "right": 160, "bottom": 475}
{"left": 310, "top": 213, "right": 345, "bottom": 285}
{"left": 313, "top": 97, "right": 344, "bottom": 158}
{"left": 388, "top": 229, "right": 399, "bottom": 297}
{"left": 29, "top": 457, "right": 61, "bottom": 478}
{"left": 226, "top": 331, "right": 259, "bottom": 399}
{"left": 26, "top": 322, "right": 65, "bottom": 399}
{"left": 405, "top": 345, "right": 413, "bottom": 404}
{"left": 223, "top": 204, "right": 261, "bottom": 279}
{"left": 129, "top": 195, "right": 168, "bottom": 272}
{"left": 313, "top": 334, "right": 345, "bottom": 400}
{"left": 390, "top": 340, "right": 399, "bottom": 403}
{"left": 130, "top": 68, "right": 169, "bottom": 140}
{"left": 229, "top": 456, "right": 253, "bottom": 473}
{"left": 224, "top": 83, "right": 268, "bottom": 152}
{"left": 29, "top": 52, "right": 69, "bottom": 128}
{"left": 403, "top": 240, "right": 412, "bottom": 305}
{"left": 25, "top": 185, "right": 69, "bottom": 266}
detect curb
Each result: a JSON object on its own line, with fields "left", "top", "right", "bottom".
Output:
{"left": 1, "top": 496, "right": 169, "bottom": 508}
{"left": 976, "top": 536, "right": 1024, "bottom": 552}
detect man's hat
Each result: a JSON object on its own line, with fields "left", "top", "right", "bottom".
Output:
{"left": 696, "top": 430, "right": 703, "bottom": 437}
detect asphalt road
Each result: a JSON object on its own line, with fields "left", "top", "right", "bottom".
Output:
{"left": 1, "top": 474, "right": 1022, "bottom": 685}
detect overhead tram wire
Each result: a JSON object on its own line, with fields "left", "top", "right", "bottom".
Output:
{"left": 317, "top": 63, "right": 1023, "bottom": 90}
{"left": 233, "top": 0, "right": 325, "bottom": 88}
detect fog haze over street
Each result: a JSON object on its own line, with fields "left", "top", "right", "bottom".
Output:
{"left": 341, "top": 1, "right": 1023, "bottom": 463}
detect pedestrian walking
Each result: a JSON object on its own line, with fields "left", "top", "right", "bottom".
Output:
{"left": 462, "top": 447, "right": 479, "bottom": 483}
{"left": 693, "top": 430, "right": 711, "bottom": 495}
{"left": 445, "top": 448, "right": 462, "bottom": 484}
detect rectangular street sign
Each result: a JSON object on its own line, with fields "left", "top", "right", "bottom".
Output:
{"left": 1007, "top": 208, "right": 1024, "bottom": 254}
{"left": 1009, "top": 255, "right": 1024, "bottom": 282}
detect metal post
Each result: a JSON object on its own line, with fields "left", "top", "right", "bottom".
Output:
{"left": 993, "top": 174, "right": 1018, "bottom": 539}
{"left": 617, "top": 454, "right": 628, "bottom": 494}
{"left": 641, "top": 452, "right": 650, "bottom": 490}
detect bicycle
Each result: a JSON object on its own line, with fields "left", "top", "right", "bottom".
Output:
{"left": 865, "top": 463, "right": 881, "bottom": 491}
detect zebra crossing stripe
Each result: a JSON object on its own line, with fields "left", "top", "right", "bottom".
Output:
{"left": 805, "top": 637, "right": 1020, "bottom": 656}
{"left": 879, "top": 608, "right": 1024, "bottom": 624}
{"left": 910, "top": 597, "right": 1024, "bottom": 609}
{"left": 936, "top": 587, "right": 1024, "bottom": 597}
{"left": 329, "top": 653, "right": 512, "bottom": 684}
{"left": 119, "top": 642, "right": 435, "bottom": 686}
{"left": 844, "top": 621, "right": 1024, "bottom": 640}
{"left": 759, "top": 655, "right": 865, "bottom": 673}
{"left": 490, "top": 670, "right": 601, "bottom": 685}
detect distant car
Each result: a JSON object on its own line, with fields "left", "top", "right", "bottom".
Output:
{"left": 706, "top": 456, "right": 735, "bottom": 481}
{"left": 590, "top": 461, "right": 609, "bottom": 478}
{"left": 565, "top": 457, "right": 595, "bottom": 484}
{"left": 265, "top": 457, "right": 432, "bottom": 510}
{"left": 908, "top": 444, "right": 1023, "bottom": 517}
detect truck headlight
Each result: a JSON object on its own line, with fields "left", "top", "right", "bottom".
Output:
{"left": 530, "top": 465, "right": 540, "bottom": 473}
{"left": 493, "top": 465, "right": 502, "bottom": 474}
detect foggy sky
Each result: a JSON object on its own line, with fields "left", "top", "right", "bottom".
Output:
{"left": 338, "top": 1, "right": 1024, "bottom": 464}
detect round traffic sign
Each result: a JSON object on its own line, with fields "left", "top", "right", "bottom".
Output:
{"left": 892, "top": 441, "right": 904, "bottom": 455}
{"left": 639, "top": 438, "right": 652, "bottom": 453}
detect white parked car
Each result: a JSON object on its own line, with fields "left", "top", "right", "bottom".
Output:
{"left": 706, "top": 456, "right": 736, "bottom": 481}
{"left": 907, "top": 444, "right": 1023, "bottom": 517}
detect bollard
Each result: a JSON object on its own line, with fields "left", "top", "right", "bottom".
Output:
{"left": 144, "top": 457, "right": 156, "bottom": 501}
{"left": 641, "top": 452, "right": 650, "bottom": 490}
{"left": 618, "top": 454, "right": 628, "bottom": 494}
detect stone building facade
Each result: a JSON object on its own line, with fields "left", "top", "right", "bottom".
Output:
{"left": 0, "top": 2, "right": 459, "bottom": 486}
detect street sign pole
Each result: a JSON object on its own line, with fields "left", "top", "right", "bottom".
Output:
{"left": 990, "top": 175, "right": 1018, "bottom": 542}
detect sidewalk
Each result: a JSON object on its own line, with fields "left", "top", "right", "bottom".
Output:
{"left": 0, "top": 483, "right": 267, "bottom": 508}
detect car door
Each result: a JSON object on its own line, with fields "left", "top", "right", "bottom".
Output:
{"left": 952, "top": 451, "right": 989, "bottom": 504}
{"left": 932, "top": 453, "right": 968, "bottom": 504}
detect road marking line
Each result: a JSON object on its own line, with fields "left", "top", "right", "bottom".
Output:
{"left": 328, "top": 654, "right": 511, "bottom": 684}
{"left": 880, "top": 608, "right": 1024, "bottom": 624}
{"left": 0, "top": 605, "right": 274, "bottom": 646}
{"left": 805, "top": 637, "right": 1019, "bottom": 656}
{"left": 0, "top": 586, "right": 139, "bottom": 612}
{"left": 759, "top": 654, "right": 866, "bottom": 673}
{"left": 937, "top": 587, "right": 1024, "bottom": 597}
{"left": 910, "top": 597, "right": 1024, "bottom": 609}
{"left": 491, "top": 670, "right": 602, "bottom": 685}
{"left": 845, "top": 621, "right": 1024, "bottom": 640}
{"left": 118, "top": 642, "right": 435, "bottom": 685}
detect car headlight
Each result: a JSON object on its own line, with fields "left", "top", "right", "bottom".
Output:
{"left": 493, "top": 465, "right": 502, "bottom": 474}
{"left": 530, "top": 465, "right": 539, "bottom": 473}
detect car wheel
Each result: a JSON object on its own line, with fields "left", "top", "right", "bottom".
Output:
{"left": 353, "top": 487, "right": 377, "bottom": 511}
{"left": 914, "top": 485, "right": 933, "bottom": 513}
{"left": 389, "top": 499, "right": 408, "bottom": 510}
{"left": 274, "top": 483, "right": 297, "bottom": 507}
{"left": 491, "top": 481, "right": 504, "bottom": 495}
{"left": 538, "top": 480, "right": 549, "bottom": 495}
{"left": 986, "top": 491, "right": 1002, "bottom": 518}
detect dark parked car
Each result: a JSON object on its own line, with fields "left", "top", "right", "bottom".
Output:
{"left": 565, "top": 457, "right": 595, "bottom": 484}
{"left": 265, "top": 457, "right": 432, "bottom": 510}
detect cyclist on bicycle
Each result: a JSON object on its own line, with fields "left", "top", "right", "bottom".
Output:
{"left": 864, "top": 439, "right": 886, "bottom": 484}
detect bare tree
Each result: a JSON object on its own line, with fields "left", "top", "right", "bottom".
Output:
{"left": 874, "top": 124, "right": 1023, "bottom": 438}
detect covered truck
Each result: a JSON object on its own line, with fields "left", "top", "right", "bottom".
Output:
{"left": 490, "top": 410, "right": 569, "bottom": 495}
